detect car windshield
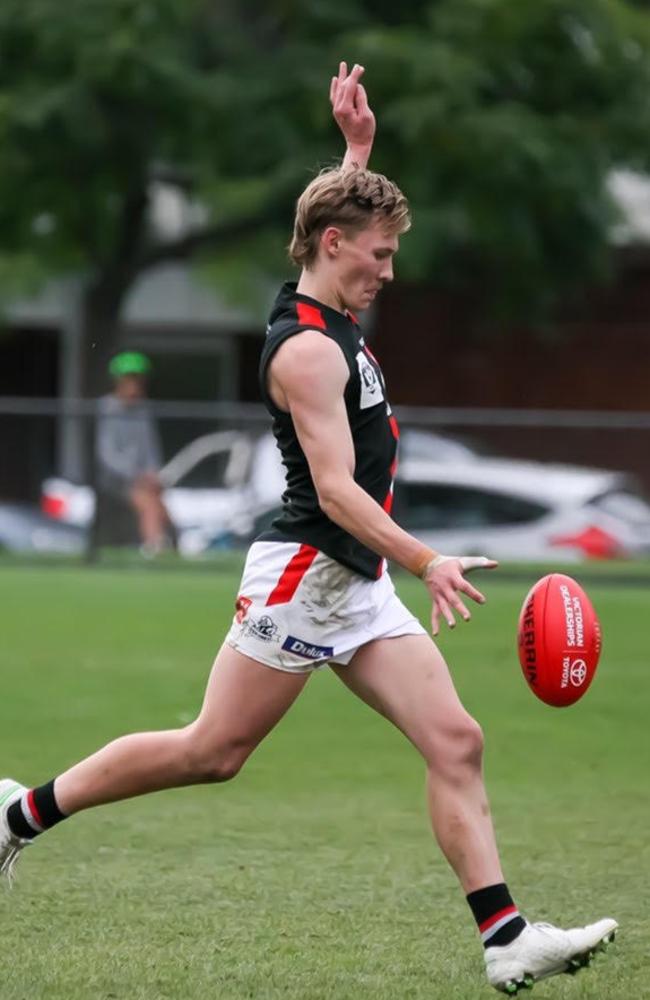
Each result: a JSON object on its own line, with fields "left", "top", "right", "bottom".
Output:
{"left": 393, "top": 483, "right": 549, "bottom": 531}
{"left": 400, "top": 430, "right": 479, "bottom": 463}
{"left": 590, "top": 489, "right": 650, "bottom": 526}
{"left": 175, "top": 452, "right": 231, "bottom": 489}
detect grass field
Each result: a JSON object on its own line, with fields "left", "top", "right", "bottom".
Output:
{"left": 0, "top": 563, "right": 647, "bottom": 1000}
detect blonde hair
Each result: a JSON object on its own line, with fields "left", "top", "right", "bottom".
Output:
{"left": 289, "top": 166, "right": 411, "bottom": 269}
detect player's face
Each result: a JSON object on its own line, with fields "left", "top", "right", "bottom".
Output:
{"left": 333, "top": 220, "right": 398, "bottom": 311}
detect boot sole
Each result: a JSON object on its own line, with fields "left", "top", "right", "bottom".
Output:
{"left": 500, "top": 930, "right": 617, "bottom": 995}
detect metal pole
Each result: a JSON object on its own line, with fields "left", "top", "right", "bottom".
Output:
{"left": 58, "top": 279, "right": 86, "bottom": 482}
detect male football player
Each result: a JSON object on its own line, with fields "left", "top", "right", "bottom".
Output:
{"left": 0, "top": 63, "right": 616, "bottom": 994}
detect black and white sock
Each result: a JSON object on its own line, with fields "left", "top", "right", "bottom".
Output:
{"left": 6, "top": 780, "right": 67, "bottom": 840}
{"left": 467, "top": 883, "right": 527, "bottom": 948}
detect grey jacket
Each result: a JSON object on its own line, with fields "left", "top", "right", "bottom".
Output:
{"left": 95, "top": 394, "right": 162, "bottom": 493}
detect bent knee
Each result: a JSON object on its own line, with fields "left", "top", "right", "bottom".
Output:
{"left": 459, "top": 716, "right": 484, "bottom": 768}
{"left": 182, "top": 731, "right": 253, "bottom": 784}
{"left": 200, "top": 752, "right": 245, "bottom": 783}
{"left": 425, "top": 714, "right": 484, "bottom": 778}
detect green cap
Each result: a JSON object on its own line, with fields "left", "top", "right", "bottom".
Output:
{"left": 109, "top": 351, "right": 151, "bottom": 378}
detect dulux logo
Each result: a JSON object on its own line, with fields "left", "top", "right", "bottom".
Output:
{"left": 282, "top": 635, "right": 333, "bottom": 660}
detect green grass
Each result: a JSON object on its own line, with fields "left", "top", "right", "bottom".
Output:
{"left": 0, "top": 565, "right": 646, "bottom": 999}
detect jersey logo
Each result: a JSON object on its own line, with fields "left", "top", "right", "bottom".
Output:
{"left": 356, "top": 351, "right": 385, "bottom": 409}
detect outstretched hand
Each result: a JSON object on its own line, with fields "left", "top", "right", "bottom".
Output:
{"left": 330, "top": 61, "right": 376, "bottom": 161}
{"left": 423, "top": 555, "right": 499, "bottom": 636}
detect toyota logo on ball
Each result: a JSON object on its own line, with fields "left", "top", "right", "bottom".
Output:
{"left": 570, "top": 659, "right": 588, "bottom": 687}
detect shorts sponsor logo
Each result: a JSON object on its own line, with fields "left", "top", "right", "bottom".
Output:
{"left": 246, "top": 615, "right": 280, "bottom": 642}
{"left": 235, "top": 595, "right": 252, "bottom": 624}
{"left": 282, "top": 635, "right": 334, "bottom": 659}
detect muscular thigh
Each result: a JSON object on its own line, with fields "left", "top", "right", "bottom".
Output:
{"left": 191, "top": 642, "right": 309, "bottom": 750}
{"left": 332, "top": 633, "right": 474, "bottom": 759}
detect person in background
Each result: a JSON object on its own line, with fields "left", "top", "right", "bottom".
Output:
{"left": 96, "top": 351, "right": 173, "bottom": 555}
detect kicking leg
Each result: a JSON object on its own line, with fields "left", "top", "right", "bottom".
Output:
{"left": 334, "top": 633, "right": 502, "bottom": 893}
{"left": 333, "top": 633, "right": 617, "bottom": 993}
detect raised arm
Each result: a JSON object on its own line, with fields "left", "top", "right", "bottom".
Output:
{"left": 270, "top": 333, "right": 495, "bottom": 635}
{"left": 330, "top": 61, "right": 376, "bottom": 170}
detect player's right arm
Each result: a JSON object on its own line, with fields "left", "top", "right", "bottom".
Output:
{"left": 330, "top": 62, "right": 375, "bottom": 170}
{"left": 269, "top": 333, "right": 496, "bottom": 635}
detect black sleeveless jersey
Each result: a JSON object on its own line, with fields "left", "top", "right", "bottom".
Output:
{"left": 257, "top": 282, "right": 399, "bottom": 579}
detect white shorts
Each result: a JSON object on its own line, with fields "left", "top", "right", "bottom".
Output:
{"left": 225, "top": 540, "right": 426, "bottom": 674}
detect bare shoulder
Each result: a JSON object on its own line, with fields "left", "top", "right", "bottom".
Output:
{"left": 272, "top": 330, "right": 348, "bottom": 392}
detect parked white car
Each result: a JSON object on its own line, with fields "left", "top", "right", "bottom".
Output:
{"left": 40, "top": 429, "right": 473, "bottom": 551}
{"left": 41, "top": 431, "right": 259, "bottom": 555}
{"left": 0, "top": 503, "right": 85, "bottom": 555}
{"left": 41, "top": 430, "right": 650, "bottom": 560}
{"left": 392, "top": 458, "right": 650, "bottom": 561}
{"left": 228, "top": 440, "right": 650, "bottom": 561}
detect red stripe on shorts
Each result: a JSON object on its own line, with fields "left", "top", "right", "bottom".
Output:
{"left": 27, "top": 789, "right": 44, "bottom": 828}
{"left": 479, "top": 905, "right": 518, "bottom": 934}
{"left": 266, "top": 544, "right": 319, "bottom": 606}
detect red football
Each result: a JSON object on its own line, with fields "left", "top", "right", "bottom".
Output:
{"left": 517, "top": 574, "right": 602, "bottom": 707}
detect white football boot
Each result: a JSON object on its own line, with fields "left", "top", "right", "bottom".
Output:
{"left": 485, "top": 917, "right": 618, "bottom": 994}
{"left": 0, "top": 778, "right": 31, "bottom": 884}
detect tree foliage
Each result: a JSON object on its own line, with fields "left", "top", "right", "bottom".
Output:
{"left": 350, "top": 0, "right": 650, "bottom": 317}
{"left": 1, "top": 0, "right": 650, "bottom": 381}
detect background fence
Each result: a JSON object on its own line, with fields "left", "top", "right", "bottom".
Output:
{"left": 2, "top": 397, "right": 649, "bottom": 563}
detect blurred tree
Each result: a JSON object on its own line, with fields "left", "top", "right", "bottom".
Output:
{"left": 1, "top": 0, "right": 650, "bottom": 397}
{"left": 0, "top": 0, "right": 312, "bottom": 393}
{"left": 349, "top": 0, "right": 650, "bottom": 323}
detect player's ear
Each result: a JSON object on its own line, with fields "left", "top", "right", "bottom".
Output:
{"left": 321, "top": 226, "right": 343, "bottom": 258}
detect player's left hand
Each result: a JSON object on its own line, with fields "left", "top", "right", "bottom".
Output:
{"left": 423, "top": 555, "right": 498, "bottom": 636}
{"left": 330, "top": 61, "right": 376, "bottom": 152}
